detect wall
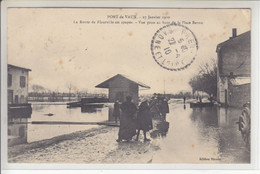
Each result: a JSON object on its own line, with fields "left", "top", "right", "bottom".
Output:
{"left": 218, "top": 32, "right": 250, "bottom": 77}
{"left": 217, "top": 31, "right": 250, "bottom": 107}
{"left": 229, "top": 83, "right": 250, "bottom": 107}
{"left": 108, "top": 76, "right": 138, "bottom": 104}
{"left": 217, "top": 76, "right": 228, "bottom": 104}
{"left": 8, "top": 67, "right": 29, "bottom": 104}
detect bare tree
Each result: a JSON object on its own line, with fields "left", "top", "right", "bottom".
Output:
{"left": 189, "top": 58, "right": 217, "bottom": 97}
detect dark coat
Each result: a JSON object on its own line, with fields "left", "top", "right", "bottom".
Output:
{"left": 118, "top": 101, "right": 137, "bottom": 140}
{"left": 160, "top": 101, "right": 169, "bottom": 114}
{"left": 113, "top": 102, "right": 120, "bottom": 117}
{"left": 137, "top": 101, "right": 153, "bottom": 131}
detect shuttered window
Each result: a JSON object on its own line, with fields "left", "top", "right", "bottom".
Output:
{"left": 8, "top": 74, "right": 12, "bottom": 87}
{"left": 20, "top": 76, "right": 26, "bottom": 88}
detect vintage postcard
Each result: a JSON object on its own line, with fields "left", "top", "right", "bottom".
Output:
{"left": 1, "top": 0, "right": 259, "bottom": 171}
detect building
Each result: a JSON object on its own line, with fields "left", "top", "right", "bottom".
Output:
{"left": 8, "top": 64, "right": 32, "bottom": 146}
{"left": 95, "top": 74, "right": 150, "bottom": 121}
{"left": 95, "top": 74, "right": 150, "bottom": 104}
{"left": 8, "top": 64, "right": 31, "bottom": 104}
{"left": 216, "top": 29, "right": 250, "bottom": 107}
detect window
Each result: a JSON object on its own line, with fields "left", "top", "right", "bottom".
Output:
{"left": 21, "top": 95, "right": 25, "bottom": 103}
{"left": 8, "top": 74, "right": 12, "bottom": 87}
{"left": 20, "top": 76, "right": 26, "bottom": 88}
{"left": 15, "top": 95, "right": 18, "bottom": 104}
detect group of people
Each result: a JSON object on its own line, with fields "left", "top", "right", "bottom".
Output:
{"left": 113, "top": 95, "right": 169, "bottom": 142}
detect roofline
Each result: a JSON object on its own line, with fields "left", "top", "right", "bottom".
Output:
{"left": 119, "top": 74, "right": 150, "bottom": 89}
{"left": 216, "top": 30, "right": 250, "bottom": 52}
{"left": 95, "top": 74, "right": 150, "bottom": 89}
{"left": 8, "top": 64, "right": 31, "bottom": 71}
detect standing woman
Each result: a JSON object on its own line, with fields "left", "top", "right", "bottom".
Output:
{"left": 117, "top": 96, "right": 137, "bottom": 142}
{"left": 136, "top": 100, "right": 153, "bottom": 142}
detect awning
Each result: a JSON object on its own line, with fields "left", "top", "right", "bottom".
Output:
{"left": 230, "top": 77, "right": 251, "bottom": 86}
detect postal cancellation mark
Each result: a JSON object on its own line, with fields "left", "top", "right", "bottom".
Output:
{"left": 151, "top": 23, "right": 198, "bottom": 71}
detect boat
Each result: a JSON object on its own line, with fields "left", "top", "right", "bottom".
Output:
{"left": 190, "top": 102, "right": 214, "bottom": 108}
{"left": 81, "top": 97, "right": 108, "bottom": 104}
{"left": 82, "top": 103, "right": 104, "bottom": 108}
{"left": 67, "top": 97, "right": 108, "bottom": 108}
{"left": 44, "top": 113, "right": 54, "bottom": 116}
{"left": 67, "top": 101, "right": 81, "bottom": 108}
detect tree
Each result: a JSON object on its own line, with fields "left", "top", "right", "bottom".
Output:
{"left": 31, "top": 84, "right": 46, "bottom": 93}
{"left": 189, "top": 59, "right": 217, "bottom": 97}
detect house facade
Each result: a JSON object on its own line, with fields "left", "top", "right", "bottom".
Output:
{"left": 8, "top": 64, "right": 31, "bottom": 104}
{"left": 216, "top": 29, "right": 250, "bottom": 107}
{"left": 8, "top": 64, "right": 32, "bottom": 146}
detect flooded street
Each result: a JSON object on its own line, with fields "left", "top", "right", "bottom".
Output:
{"left": 27, "top": 103, "right": 108, "bottom": 142}
{"left": 8, "top": 102, "right": 250, "bottom": 163}
{"left": 152, "top": 102, "right": 250, "bottom": 163}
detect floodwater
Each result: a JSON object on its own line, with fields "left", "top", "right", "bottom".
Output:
{"left": 152, "top": 102, "right": 250, "bottom": 163}
{"left": 27, "top": 103, "right": 109, "bottom": 142}
{"left": 9, "top": 101, "right": 250, "bottom": 163}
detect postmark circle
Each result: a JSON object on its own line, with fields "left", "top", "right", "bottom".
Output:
{"left": 151, "top": 23, "right": 198, "bottom": 71}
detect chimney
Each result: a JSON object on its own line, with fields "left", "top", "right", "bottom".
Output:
{"left": 232, "top": 28, "right": 237, "bottom": 38}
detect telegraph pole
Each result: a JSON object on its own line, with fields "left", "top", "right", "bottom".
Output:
{"left": 164, "top": 80, "right": 166, "bottom": 97}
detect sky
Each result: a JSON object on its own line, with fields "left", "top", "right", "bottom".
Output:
{"left": 7, "top": 8, "right": 250, "bottom": 94}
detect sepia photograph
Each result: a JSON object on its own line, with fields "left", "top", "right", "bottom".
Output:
{"left": 1, "top": 1, "right": 258, "bottom": 171}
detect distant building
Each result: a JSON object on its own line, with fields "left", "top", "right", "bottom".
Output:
{"left": 96, "top": 74, "right": 150, "bottom": 121}
{"left": 95, "top": 74, "right": 150, "bottom": 104}
{"left": 216, "top": 29, "right": 250, "bottom": 107}
{"left": 8, "top": 64, "right": 32, "bottom": 146}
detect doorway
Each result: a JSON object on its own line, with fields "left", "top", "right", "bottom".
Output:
{"left": 8, "top": 90, "right": 13, "bottom": 104}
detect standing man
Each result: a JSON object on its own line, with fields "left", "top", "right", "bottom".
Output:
{"left": 160, "top": 98, "right": 169, "bottom": 121}
{"left": 113, "top": 100, "right": 120, "bottom": 123}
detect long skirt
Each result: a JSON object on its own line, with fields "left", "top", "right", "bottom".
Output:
{"left": 118, "top": 114, "right": 136, "bottom": 140}
{"left": 136, "top": 110, "right": 153, "bottom": 131}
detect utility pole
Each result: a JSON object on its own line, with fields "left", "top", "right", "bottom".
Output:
{"left": 68, "top": 83, "right": 73, "bottom": 102}
{"left": 164, "top": 80, "right": 166, "bottom": 97}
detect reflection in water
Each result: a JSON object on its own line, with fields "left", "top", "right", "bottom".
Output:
{"left": 190, "top": 107, "right": 218, "bottom": 128}
{"left": 217, "top": 107, "right": 229, "bottom": 126}
{"left": 33, "top": 104, "right": 50, "bottom": 112}
{"left": 150, "top": 121, "right": 169, "bottom": 138}
{"left": 153, "top": 104, "right": 250, "bottom": 163}
{"left": 26, "top": 103, "right": 109, "bottom": 142}
{"left": 8, "top": 121, "right": 28, "bottom": 146}
{"left": 8, "top": 106, "right": 32, "bottom": 146}
{"left": 189, "top": 106, "right": 249, "bottom": 163}
{"left": 81, "top": 105, "right": 103, "bottom": 113}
